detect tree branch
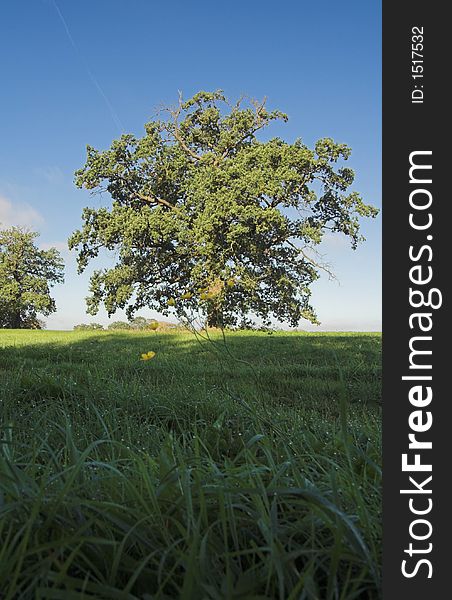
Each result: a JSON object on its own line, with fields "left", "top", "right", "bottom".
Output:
{"left": 287, "top": 240, "right": 338, "bottom": 281}
{"left": 134, "top": 191, "right": 177, "bottom": 211}
{"left": 168, "top": 92, "right": 202, "bottom": 162}
{"left": 214, "top": 98, "right": 269, "bottom": 166}
{"left": 107, "top": 173, "right": 177, "bottom": 211}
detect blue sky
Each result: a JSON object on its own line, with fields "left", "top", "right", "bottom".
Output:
{"left": 0, "top": 0, "right": 381, "bottom": 330}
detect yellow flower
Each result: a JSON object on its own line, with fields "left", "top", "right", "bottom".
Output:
{"left": 140, "top": 351, "right": 156, "bottom": 361}
{"left": 226, "top": 278, "right": 235, "bottom": 288}
{"left": 167, "top": 297, "right": 176, "bottom": 306}
{"left": 181, "top": 291, "right": 193, "bottom": 300}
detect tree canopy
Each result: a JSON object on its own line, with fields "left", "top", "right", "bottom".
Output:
{"left": 69, "top": 90, "right": 378, "bottom": 327}
{"left": 0, "top": 227, "right": 64, "bottom": 329}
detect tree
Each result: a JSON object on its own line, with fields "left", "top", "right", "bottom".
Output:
{"left": 129, "top": 316, "right": 159, "bottom": 330}
{"left": 129, "top": 316, "right": 151, "bottom": 330}
{"left": 0, "top": 227, "right": 64, "bottom": 329}
{"left": 73, "top": 323, "right": 104, "bottom": 331}
{"left": 108, "top": 317, "right": 158, "bottom": 331}
{"left": 69, "top": 90, "right": 378, "bottom": 328}
{"left": 108, "top": 321, "right": 131, "bottom": 330}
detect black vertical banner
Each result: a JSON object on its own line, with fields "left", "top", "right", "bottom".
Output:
{"left": 383, "top": 2, "right": 449, "bottom": 598}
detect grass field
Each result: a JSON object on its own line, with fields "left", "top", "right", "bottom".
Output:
{"left": 0, "top": 329, "right": 381, "bottom": 599}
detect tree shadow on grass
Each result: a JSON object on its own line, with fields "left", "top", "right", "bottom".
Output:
{"left": 1, "top": 330, "right": 381, "bottom": 439}
{"left": 0, "top": 331, "right": 382, "bottom": 408}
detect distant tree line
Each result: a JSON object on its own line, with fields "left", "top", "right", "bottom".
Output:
{"left": 73, "top": 316, "right": 160, "bottom": 331}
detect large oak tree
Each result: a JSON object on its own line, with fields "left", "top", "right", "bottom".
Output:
{"left": 69, "top": 91, "right": 378, "bottom": 327}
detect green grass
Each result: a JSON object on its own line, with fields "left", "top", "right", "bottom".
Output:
{"left": 0, "top": 329, "right": 381, "bottom": 599}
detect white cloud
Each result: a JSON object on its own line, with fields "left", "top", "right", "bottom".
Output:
{"left": 0, "top": 195, "right": 44, "bottom": 228}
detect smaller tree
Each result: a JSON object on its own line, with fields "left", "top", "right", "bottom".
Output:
{"left": 107, "top": 320, "right": 131, "bottom": 330}
{"left": 129, "top": 316, "right": 151, "bottom": 330}
{"left": 73, "top": 323, "right": 104, "bottom": 331}
{"left": 0, "top": 227, "right": 64, "bottom": 329}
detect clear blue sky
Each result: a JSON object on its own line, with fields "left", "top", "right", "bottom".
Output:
{"left": 0, "top": 0, "right": 381, "bottom": 331}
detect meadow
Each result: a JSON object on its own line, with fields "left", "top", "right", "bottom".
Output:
{"left": 0, "top": 329, "right": 381, "bottom": 599}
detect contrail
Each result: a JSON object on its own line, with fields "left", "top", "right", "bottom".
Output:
{"left": 51, "top": 0, "right": 125, "bottom": 134}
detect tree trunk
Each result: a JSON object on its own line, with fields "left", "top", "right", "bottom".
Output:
{"left": 11, "top": 312, "right": 22, "bottom": 329}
